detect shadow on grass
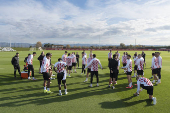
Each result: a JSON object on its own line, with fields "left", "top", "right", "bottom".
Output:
{"left": 99, "top": 96, "right": 153, "bottom": 109}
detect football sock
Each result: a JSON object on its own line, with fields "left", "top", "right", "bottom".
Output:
{"left": 59, "top": 90, "right": 61, "bottom": 93}
{"left": 47, "top": 88, "right": 50, "bottom": 91}
{"left": 44, "top": 87, "right": 46, "bottom": 90}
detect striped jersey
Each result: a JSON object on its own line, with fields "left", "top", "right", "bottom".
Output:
{"left": 41, "top": 56, "right": 50, "bottom": 73}
{"left": 151, "top": 56, "right": 159, "bottom": 69}
{"left": 134, "top": 56, "right": 138, "bottom": 65}
{"left": 71, "top": 54, "right": 76, "bottom": 63}
{"left": 54, "top": 61, "right": 67, "bottom": 73}
{"left": 85, "top": 58, "right": 102, "bottom": 71}
{"left": 137, "top": 77, "right": 153, "bottom": 93}
{"left": 122, "top": 55, "right": 127, "bottom": 63}
{"left": 136, "top": 57, "right": 144, "bottom": 70}
{"left": 122, "top": 59, "right": 132, "bottom": 72}
{"left": 66, "top": 56, "right": 73, "bottom": 66}
{"left": 62, "top": 54, "right": 67, "bottom": 62}
{"left": 87, "top": 57, "right": 93, "bottom": 68}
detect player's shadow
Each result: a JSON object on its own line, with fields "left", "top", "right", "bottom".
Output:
{"left": 99, "top": 96, "right": 153, "bottom": 109}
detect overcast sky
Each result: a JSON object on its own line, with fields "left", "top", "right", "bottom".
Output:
{"left": 0, "top": 0, "right": 170, "bottom": 45}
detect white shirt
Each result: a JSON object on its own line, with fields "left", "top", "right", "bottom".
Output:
{"left": 54, "top": 61, "right": 67, "bottom": 73}
{"left": 62, "top": 54, "right": 67, "bottom": 62}
{"left": 151, "top": 56, "right": 159, "bottom": 69}
{"left": 117, "top": 53, "right": 120, "bottom": 59}
{"left": 117, "top": 58, "right": 120, "bottom": 70}
{"left": 41, "top": 56, "right": 50, "bottom": 73}
{"left": 85, "top": 58, "right": 102, "bottom": 71}
{"left": 158, "top": 56, "right": 162, "bottom": 68}
{"left": 137, "top": 77, "right": 153, "bottom": 93}
{"left": 122, "top": 55, "right": 127, "bottom": 63}
{"left": 108, "top": 52, "right": 112, "bottom": 59}
{"left": 82, "top": 55, "right": 87, "bottom": 65}
{"left": 136, "top": 57, "right": 144, "bottom": 70}
{"left": 87, "top": 57, "right": 93, "bottom": 69}
{"left": 122, "top": 59, "right": 132, "bottom": 72}
{"left": 66, "top": 56, "right": 73, "bottom": 66}
{"left": 71, "top": 54, "right": 77, "bottom": 63}
{"left": 134, "top": 56, "right": 138, "bottom": 65}
{"left": 27, "top": 54, "right": 33, "bottom": 65}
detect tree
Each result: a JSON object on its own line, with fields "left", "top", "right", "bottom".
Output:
{"left": 66, "top": 44, "right": 71, "bottom": 48}
{"left": 120, "top": 43, "right": 126, "bottom": 48}
{"left": 44, "top": 43, "right": 51, "bottom": 47}
{"left": 36, "top": 41, "right": 42, "bottom": 48}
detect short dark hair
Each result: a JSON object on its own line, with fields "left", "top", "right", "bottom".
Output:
{"left": 65, "top": 51, "right": 67, "bottom": 53}
{"left": 33, "top": 52, "right": 36, "bottom": 54}
{"left": 113, "top": 54, "right": 117, "bottom": 59}
{"left": 152, "top": 53, "right": 155, "bottom": 56}
{"left": 82, "top": 52, "right": 84, "bottom": 54}
{"left": 58, "top": 58, "right": 62, "bottom": 61}
{"left": 93, "top": 54, "right": 96, "bottom": 58}
{"left": 134, "top": 54, "right": 137, "bottom": 56}
{"left": 68, "top": 53, "right": 70, "bottom": 56}
{"left": 127, "top": 55, "right": 131, "bottom": 58}
{"left": 16, "top": 52, "right": 19, "bottom": 54}
{"left": 28, "top": 53, "right": 31, "bottom": 56}
{"left": 46, "top": 53, "right": 50, "bottom": 57}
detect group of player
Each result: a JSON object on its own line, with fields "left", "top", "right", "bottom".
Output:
{"left": 11, "top": 50, "right": 162, "bottom": 105}
{"left": 108, "top": 50, "right": 162, "bottom": 105}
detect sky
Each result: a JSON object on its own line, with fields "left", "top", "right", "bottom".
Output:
{"left": 0, "top": 0, "right": 170, "bottom": 45}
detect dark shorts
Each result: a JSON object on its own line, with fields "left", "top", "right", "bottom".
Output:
{"left": 141, "top": 85, "right": 153, "bottom": 95}
{"left": 127, "top": 71, "right": 132, "bottom": 75}
{"left": 40, "top": 61, "right": 42, "bottom": 68}
{"left": 110, "top": 70, "right": 118, "bottom": 78}
{"left": 57, "top": 73, "right": 65, "bottom": 84}
{"left": 134, "top": 65, "right": 137, "bottom": 70}
{"left": 123, "top": 63, "right": 127, "bottom": 67}
{"left": 152, "top": 69, "right": 158, "bottom": 74}
{"left": 72, "top": 63, "right": 76, "bottom": 66}
{"left": 68, "top": 66, "right": 72, "bottom": 70}
{"left": 14, "top": 65, "right": 20, "bottom": 70}
{"left": 137, "top": 70, "right": 144, "bottom": 75}
{"left": 87, "top": 68, "right": 91, "bottom": 73}
{"left": 42, "top": 72, "right": 50, "bottom": 80}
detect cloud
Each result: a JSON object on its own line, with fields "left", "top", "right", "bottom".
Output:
{"left": 0, "top": 0, "right": 170, "bottom": 45}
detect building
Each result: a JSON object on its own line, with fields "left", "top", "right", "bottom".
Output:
{"left": 51, "top": 45, "right": 64, "bottom": 49}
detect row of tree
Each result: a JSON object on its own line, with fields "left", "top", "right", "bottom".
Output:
{"left": 34, "top": 41, "right": 170, "bottom": 49}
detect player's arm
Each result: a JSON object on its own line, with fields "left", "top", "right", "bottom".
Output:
{"left": 151, "top": 58, "right": 154, "bottom": 69}
{"left": 85, "top": 59, "right": 93, "bottom": 69}
{"left": 98, "top": 60, "right": 103, "bottom": 70}
{"left": 134, "top": 81, "right": 141, "bottom": 96}
{"left": 53, "top": 63, "right": 57, "bottom": 73}
{"left": 122, "top": 61, "right": 129, "bottom": 69}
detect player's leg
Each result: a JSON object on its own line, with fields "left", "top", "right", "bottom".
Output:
{"left": 14, "top": 66, "right": 17, "bottom": 78}
{"left": 89, "top": 71, "right": 94, "bottom": 87}
{"left": 148, "top": 87, "right": 156, "bottom": 105}
{"left": 28, "top": 65, "right": 31, "bottom": 79}
{"left": 17, "top": 65, "right": 21, "bottom": 79}
{"left": 96, "top": 71, "right": 99, "bottom": 86}
{"left": 31, "top": 65, "right": 36, "bottom": 80}
{"left": 83, "top": 65, "right": 86, "bottom": 75}
{"left": 84, "top": 70, "right": 89, "bottom": 82}
{"left": 62, "top": 80, "right": 68, "bottom": 95}
{"left": 156, "top": 68, "right": 161, "bottom": 84}
{"left": 47, "top": 73, "right": 52, "bottom": 93}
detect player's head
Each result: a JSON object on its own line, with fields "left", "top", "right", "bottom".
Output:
{"left": 134, "top": 54, "right": 137, "bottom": 57}
{"left": 76, "top": 52, "right": 78, "bottom": 54}
{"left": 138, "top": 54, "right": 141, "bottom": 58}
{"left": 157, "top": 52, "right": 160, "bottom": 56}
{"left": 82, "top": 52, "right": 84, "bottom": 56}
{"left": 135, "top": 52, "right": 137, "bottom": 54}
{"left": 127, "top": 55, "right": 131, "bottom": 59}
{"left": 155, "top": 52, "right": 158, "bottom": 57}
{"left": 46, "top": 53, "right": 51, "bottom": 59}
{"left": 41, "top": 51, "right": 44, "bottom": 55}
{"left": 113, "top": 54, "right": 117, "bottom": 59}
{"left": 16, "top": 52, "right": 19, "bottom": 57}
{"left": 65, "top": 51, "right": 67, "bottom": 55}
{"left": 50, "top": 53, "right": 52, "bottom": 57}
{"left": 68, "top": 53, "right": 70, "bottom": 56}
{"left": 110, "top": 50, "right": 112, "bottom": 52}
{"left": 83, "top": 50, "right": 85, "bottom": 52}
{"left": 72, "top": 52, "right": 74, "bottom": 54}
{"left": 28, "top": 53, "right": 31, "bottom": 56}
{"left": 142, "top": 51, "right": 144, "bottom": 54}
{"left": 58, "top": 58, "right": 62, "bottom": 61}
{"left": 90, "top": 53, "right": 93, "bottom": 58}
{"left": 33, "top": 52, "right": 36, "bottom": 56}
{"left": 152, "top": 53, "right": 155, "bottom": 57}
{"left": 93, "top": 54, "right": 96, "bottom": 58}
{"left": 126, "top": 52, "right": 128, "bottom": 55}
{"left": 123, "top": 52, "right": 125, "bottom": 55}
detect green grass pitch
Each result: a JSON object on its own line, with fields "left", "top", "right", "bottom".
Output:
{"left": 0, "top": 50, "right": 170, "bottom": 113}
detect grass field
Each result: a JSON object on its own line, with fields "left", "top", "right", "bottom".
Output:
{"left": 0, "top": 50, "right": 170, "bottom": 113}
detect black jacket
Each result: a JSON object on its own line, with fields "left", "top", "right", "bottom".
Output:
{"left": 24, "top": 57, "right": 28, "bottom": 63}
{"left": 109, "top": 59, "right": 118, "bottom": 71}
{"left": 38, "top": 55, "right": 44, "bottom": 61}
{"left": 11, "top": 55, "right": 19, "bottom": 66}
